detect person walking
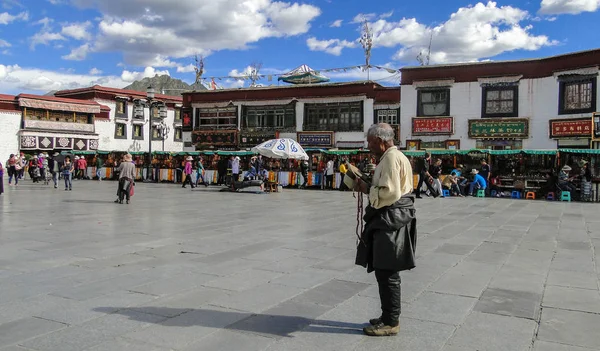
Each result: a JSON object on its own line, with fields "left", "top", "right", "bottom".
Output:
{"left": 115, "top": 153, "right": 136, "bottom": 204}
{"left": 300, "top": 159, "right": 309, "bottom": 189}
{"left": 195, "top": 156, "right": 208, "bottom": 187}
{"left": 48, "top": 152, "right": 61, "bottom": 189}
{"left": 77, "top": 155, "right": 87, "bottom": 179}
{"left": 62, "top": 156, "right": 74, "bottom": 191}
{"left": 231, "top": 156, "right": 240, "bottom": 190}
{"left": 353, "top": 123, "right": 416, "bottom": 337}
{"left": 324, "top": 158, "right": 334, "bottom": 190}
{"left": 6, "top": 154, "right": 19, "bottom": 186}
{"left": 415, "top": 152, "right": 438, "bottom": 198}
{"left": 0, "top": 160, "right": 4, "bottom": 195}
{"left": 95, "top": 156, "right": 104, "bottom": 181}
{"left": 182, "top": 156, "right": 195, "bottom": 189}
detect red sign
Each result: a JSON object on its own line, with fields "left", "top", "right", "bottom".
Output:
{"left": 412, "top": 117, "right": 453, "bottom": 135}
{"left": 549, "top": 118, "right": 591, "bottom": 138}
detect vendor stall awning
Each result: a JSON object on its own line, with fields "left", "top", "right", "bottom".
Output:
{"left": 19, "top": 98, "right": 101, "bottom": 114}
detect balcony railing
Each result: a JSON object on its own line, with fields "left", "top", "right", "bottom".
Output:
{"left": 24, "top": 120, "right": 95, "bottom": 133}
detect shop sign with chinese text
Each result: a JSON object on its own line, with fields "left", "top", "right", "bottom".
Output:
{"left": 297, "top": 131, "right": 334, "bottom": 147}
{"left": 240, "top": 131, "right": 279, "bottom": 147}
{"left": 412, "top": 117, "right": 453, "bottom": 135}
{"left": 468, "top": 118, "right": 529, "bottom": 138}
{"left": 549, "top": 118, "right": 591, "bottom": 138}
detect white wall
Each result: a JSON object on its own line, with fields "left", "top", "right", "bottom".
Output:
{"left": 0, "top": 111, "right": 21, "bottom": 164}
{"left": 94, "top": 99, "right": 183, "bottom": 152}
{"left": 401, "top": 76, "right": 600, "bottom": 150}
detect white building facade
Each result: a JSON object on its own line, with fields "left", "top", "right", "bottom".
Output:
{"left": 400, "top": 49, "right": 600, "bottom": 150}
{"left": 181, "top": 82, "right": 399, "bottom": 151}
{"left": 54, "top": 86, "right": 184, "bottom": 153}
{"left": 0, "top": 94, "right": 22, "bottom": 164}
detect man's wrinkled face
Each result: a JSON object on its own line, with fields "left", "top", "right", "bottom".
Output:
{"left": 367, "top": 135, "right": 385, "bottom": 158}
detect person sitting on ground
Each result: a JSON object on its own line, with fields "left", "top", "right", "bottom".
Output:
{"left": 468, "top": 169, "right": 487, "bottom": 196}
{"left": 442, "top": 173, "right": 463, "bottom": 197}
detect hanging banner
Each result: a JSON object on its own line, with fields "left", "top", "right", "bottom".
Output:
{"left": 192, "top": 129, "right": 238, "bottom": 148}
{"left": 549, "top": 118, "right": 592, "bottom": 138}
{"left": 181, "top": 107, "right": 193, "bottom": 132}
{"left": 468, "top": 118, "right": 529, "bottom": 138}
{"left": 297, "top": 131, "right": 334, "bottom": 147}
{"left": 412, "top": 117, "right": 454, "bottom": 135}
{"left": 239, "top": 131, "right": 279, "bottom": 147}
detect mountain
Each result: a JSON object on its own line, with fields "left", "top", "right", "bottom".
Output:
{"left": 123, "top": 74, "right": 206, "bottom": 96}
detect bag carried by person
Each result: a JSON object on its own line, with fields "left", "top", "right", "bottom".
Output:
{"left": 129, "top": 183, "right": 135, "bottom": 197}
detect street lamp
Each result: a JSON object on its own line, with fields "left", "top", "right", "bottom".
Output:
{"left": 145, "top": 85, "right": 155, "bottom": 182}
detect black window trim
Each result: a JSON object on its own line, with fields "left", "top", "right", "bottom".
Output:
{"left": 132, "top": 124, "right": 144, "bottom": 140}
{"left": 242, "top": 103, "right": 296, "bottom": 130}
{"left": 374, "top": 108, "right": 400, "bottom": 125}
{"left": 558, "top": 76, "right": 597, "bottom": 115}
{"left": 416, "top": 88, "right": 451, "bottom": 117}
{"left": 115, "top": 99, "right": 128, "bottom": 119}
{"left": 114, "top": 122, "right": 127, "bottom": 139}
{"left": 481, "top": 85, "right": 519, "bottom": 118}
{"left": 151, "top": 125, "right": 162, "bottom": 141}
{"left": 303, "top": 101, "right": 364, "bottom": 132}
{"left": 174, "top": 127, "right": 183, "bottom": 142}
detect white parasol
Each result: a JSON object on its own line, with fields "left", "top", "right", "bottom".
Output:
{"left": 251, "top": 138, "right": 309, "bottom": 160}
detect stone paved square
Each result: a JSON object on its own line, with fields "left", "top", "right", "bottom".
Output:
{"left": 1, "top": 182, "right": 600, "bottom": 350}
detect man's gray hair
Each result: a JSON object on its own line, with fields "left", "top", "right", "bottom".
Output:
{"left": 368, "top": 123, "right": 395, "bottom": 142}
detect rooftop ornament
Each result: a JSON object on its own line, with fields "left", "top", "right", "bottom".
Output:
{"left": 278, "top": 64, "right": 330, "bottom": 85}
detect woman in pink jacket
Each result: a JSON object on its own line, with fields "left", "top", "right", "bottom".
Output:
{"left": 181, "top": 156, "right": 195, "bottom": 189}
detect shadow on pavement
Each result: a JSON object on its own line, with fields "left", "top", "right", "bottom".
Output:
{"left": 63, "top": 199, "right": 118, "bottom": 204}
{"left": 94, "top": 306, "right": 365, "bottom": 338}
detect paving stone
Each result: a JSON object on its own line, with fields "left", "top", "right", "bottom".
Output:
{"left": 428, "top": 262, "right": 498, "bottom": 297}
{"left": 128, "top": 272, "right": 219, "bottom": 296}
{"left": 546, "top": 270, "right": 599, "bottom": 290}
{"left": 125, "top": 307, "right": 251, "bottom": 349}
{"left": 290, "top": 280, "right": 369, "bottom": 307}
{"left": 532, "top": 340, "right": 599, "bottom": 351}
{"left": 133, "top": 287, "right": 233, "bottom": 317}
{"left": 203, "top": 268, "right": 282, "bottom": 292}
{"left": 538, "top": 307, "right": 600, "bottom": 349}
{"left": 401, "top": 291, "right": 477, "bottom": 325}
{"left": 0, "top": 317, "right": 66, "bottom": 348}
{"left": 434, "top": 243, "right": 477, "bottom": 256}
{"left": 270, "top": 268, "right": 339, "bottom": 289}
{"left": 181, "top": 330, "right": 275, "bottom": 351}
{"left": 542, "top": 285, "right": 600, "bottom": 314}
{"left": 85, "top": 337, "right": 171, "bottom": 351}
{"left": 487, "top": 267, "right": 546, "bottom": 294}
{"left": 209, "top": 283, "right": 304, "bottom": 313}
{"left": 446, "top": 311, "right": 537, "bottom": 351}
{"left": 475, "top": 288, "right": 542, "bottom": 320}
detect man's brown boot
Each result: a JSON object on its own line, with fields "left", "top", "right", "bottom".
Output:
{"left": 363, "top": 322, "right": 400, "bottom": 336}
{"left": 369, "top": 317, "right": 382, "bottom": 325}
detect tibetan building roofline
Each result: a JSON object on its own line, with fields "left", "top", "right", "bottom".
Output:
{"left": 0, "top": 93, "right": 19, "bottom": 112}
{"left": 54, "top": 85, "right": 183, "bottom": 104}
{"left": 183, "top": 81, "right": 398, "bottom": 105}
{"left": 400, "top": 48, "right": 600, "bottom": 85}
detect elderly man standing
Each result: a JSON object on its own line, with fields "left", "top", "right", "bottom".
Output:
{"left": 353, "top": 123, "right": 417, "bottom": 337}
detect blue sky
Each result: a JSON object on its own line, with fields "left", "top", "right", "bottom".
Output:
{"left": 0, "top": 0, "right": 599, "bottom": 94}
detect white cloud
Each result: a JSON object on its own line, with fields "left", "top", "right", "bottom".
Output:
{"left": 120, "top": 66, "right": 170, "bottom": 82}
{"left": 30, "top": 31, "right": 66, "bottom": 49}
{"left": 62, "top": 43, "right": 90, "bottom": 60}
{"left": 312, "top": 2, "right": 557, "bottom": 64}
{"left": 306, "top": 37, "right": 357, "bottom": 56}
{"left": 0, "top": 38, "right": 10, "bottom": 47}
{"left": 539, "top": 0, "right": 600, "bottom": 15}
{"left": 61, "top": 21, "right": 92, "bottom": 40}
{"left": 352, "top": 13, "right": 377, "bottom": 23}
{"left": 380, "top": 11, "right": 394, "bottom": 19}
{"left": 71, "top": 0, "right": 321, "bottom": 66}
{"left": 330, "top": 19, "right": 343, "bottom": 27}
{"left": 35, "top": 17, "right": 53, "bottom": 30}
{"left": 89, "top": 67, "right": 102, "bottom": 75}
{"left": 176, "top": 64, "right": 196, "bottom": 73}
{"left": 0, "top": 63, "right": 169, "bottom": 94}
{"left": 0, "top": 10, "right": 27, "bottom": 24}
